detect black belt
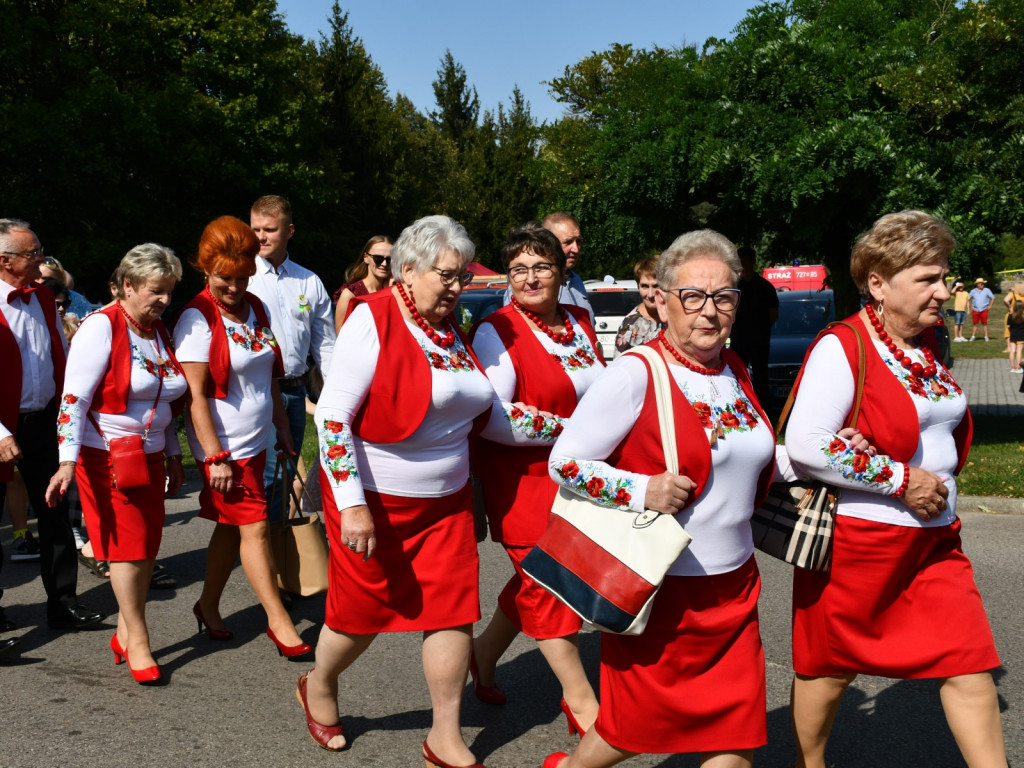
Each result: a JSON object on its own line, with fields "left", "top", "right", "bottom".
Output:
{"left": 278, "top": 374, "right": 308, "bottom": 390}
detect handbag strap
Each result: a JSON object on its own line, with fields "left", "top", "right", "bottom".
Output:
{"left": 275, "top": 452, "right": 321, "bottom": 523}
{"left": 624, "top": 345, "right": 678, "bottom": 474}
{"left": 774, "top": 319, "right": 867, "bottom": 435}
{"left": 87, "top": 371, "right": 163, "bottom": 448}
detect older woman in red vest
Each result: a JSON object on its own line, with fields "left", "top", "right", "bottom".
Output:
{"left": 544, "top": 230, "right": 776, "bottom": 768}
{"left": 469, "top": 222, "right": 605, "bottom": 734}
{"left": 173, "top": 216, "right": 310, "bottom": 659}
{"left": 45, "top": 243, "right": 187, "bottom": 684}
{"left": 296, "top": 215, "right": 565, "bottom": 767}
{"left": 784, "top": 211, "right": 1005, "bottom": 767}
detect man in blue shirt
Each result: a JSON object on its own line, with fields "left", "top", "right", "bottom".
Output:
{"left": 968, "top": 277, "right": 995, "bottom": 342}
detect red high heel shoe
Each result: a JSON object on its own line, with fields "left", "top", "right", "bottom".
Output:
{"left": 543, "top": 753, "right": 569, "bottom": 767}
{"left": 422, "top": 738, "right": 485, "bottom": 768}
{"left": 468, "top": 648, "right": 506, "bottom": 705}
{"left": 296, "top": 670, "right": 344, "bottom": 751}
{"left": 268, "top": 627, "right": 313, "bottom": 658}
{"left": 193, "top": 601, "right": 233, "bottom": 641}
{"left": 112, "top": 633, "right": 161, "bottom": 684}
{"left": 110, "top": 633, "right": 126, "bottom": 665}
{"left": 560, "top": 698, "right": 585, "bottom": 737}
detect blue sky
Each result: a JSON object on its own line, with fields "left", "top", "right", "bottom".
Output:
{"left": 276, "top": 0, "right": 761, "bottom": 124}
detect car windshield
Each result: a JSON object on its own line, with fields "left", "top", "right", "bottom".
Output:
{"left": 589, "top": 291, "right": 640, "bottom": 314}
{"left": 774, "top": 298, "right": 834, "bottom": 335}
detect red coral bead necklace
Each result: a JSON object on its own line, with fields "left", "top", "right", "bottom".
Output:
{"left": 396, "top": 283, "right": 455, "bottom": 349}
{"left": 117, "top": 300, "right": 153, "bottom": 334}
{"left": 658, "top": 330, "right": 725, "bottom": 375}
{"left": 511, "top": 297, "right": 575, "bottom": 344}
{"left": 206, "top": 285, "right": 247, "bottom": 318}
{"left": 865, "top": 303, "right": 937, "bottom": 379}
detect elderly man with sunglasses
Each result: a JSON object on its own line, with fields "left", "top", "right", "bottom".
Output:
{"left": 0, "top": 218, "right": 105, "bottom": 645}
{"left": 247, "top": 195, "right": 336, "bottom": 527}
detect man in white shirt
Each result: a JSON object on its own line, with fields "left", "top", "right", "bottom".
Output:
{"left": 0, "top": 219, "right": 104, "bottom": 636}
{"left": 503, "top": 212, "right": 594, "bottom": 323}
{"left": 247, "top": 196, "right": 336, "bottom": 522}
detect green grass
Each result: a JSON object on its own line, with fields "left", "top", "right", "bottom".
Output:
{"left": 956, "top": 415, "right": 1024, "bottom": 498}
{"left": 175, "top": 414, "right": 319, "bottom": 473}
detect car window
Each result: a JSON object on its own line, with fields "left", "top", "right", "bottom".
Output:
{"left": 774, "top": 298, "right": 834, "bottom": 335}
{"left": 589, "top": 291, "right": 640, "bottom": 315}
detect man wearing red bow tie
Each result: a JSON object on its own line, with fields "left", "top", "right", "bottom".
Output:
{"left": 0, "top": 219, "right": 104, "bottom": 646}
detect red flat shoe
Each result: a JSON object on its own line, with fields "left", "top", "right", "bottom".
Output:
{"left": 268, "top": 627, "right": 313, "bottom": 658}
{"left": 193, "top": 601, "right": 233, "bottom": 641}
{"left": 422, "top": 738, "right": 485, "bottom": 768}
{"left": 296, "top": 670, "right": 344, "bottom": 752}
{"left": 543, "top": 753, "right": 569, "bottom": 768}
{"left": 468, "top": 648, "right": 506, "bottom": 705}
{"left": 110, "top": 633, "right": 126, "bottom": 665}
{"left": 560, "top": 698, "right": 585, "bottom": 737}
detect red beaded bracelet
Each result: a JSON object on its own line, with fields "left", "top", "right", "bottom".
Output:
{"left": 892, "top": 463, "right": 910, "bottom": 498}
{"left": 203, "top": 450, "right": 231, "bottom": 465}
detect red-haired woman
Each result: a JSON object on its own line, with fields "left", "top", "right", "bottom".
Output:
{"left": 333, "top": 235, "right": 394, "bottom": 332}
{"left": 173, "top": 215, "right": 310, "bottom": 658}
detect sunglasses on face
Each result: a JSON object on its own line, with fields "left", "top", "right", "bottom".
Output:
{"left": 370, "top": 254, "right": 392, "bottom": 267}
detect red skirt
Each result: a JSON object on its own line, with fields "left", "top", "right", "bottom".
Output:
{"left": 323, "top": 479, "right": 480, "bottom": 634}
{"left": 498, "top": 545, "right": 583, "bottom": 639}
{"left": 197, "top": 453, "right": 267, "bottom": 526}
{"left": 76, "top": 446, "right": 166, "bottom": 561}
{"left": 793, "top": 516, "right": 999, "bottom": 678}
{"left": 595, "top": 557, "right": 766, "bottom": 754}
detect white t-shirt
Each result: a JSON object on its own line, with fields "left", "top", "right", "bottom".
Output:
{"left": 785, "top": 334, "right": 965, "bottom": 528}
{"left": 56, "top": 312, "right": 186, "bottom": 461}
{"left": 549, "top": 354, "right": 776, "bottom": 576}
{"left": 173, "top": 305, "right": 278, "bottom": 460}
{"left": 315, "top": 303, "right": 566, "bottom": 511}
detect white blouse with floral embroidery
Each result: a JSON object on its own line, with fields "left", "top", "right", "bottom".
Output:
{"left": 315, "top": 303, "right": 565, "bottom": 512}
{"left": 785, "top": 334, "right": 965, "bottom": 528}
{"left": 57, "top": 312, "right": 186, "bottom": 462}
{"left": 549, "top": 354, "right": 775, "bottom": 577}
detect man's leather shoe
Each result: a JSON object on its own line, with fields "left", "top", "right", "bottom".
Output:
{"left": 47, "top": 604, "right": 105, "bottom": 631}
{"left": 0, "top": 637, "right": 20, "bottom": 657}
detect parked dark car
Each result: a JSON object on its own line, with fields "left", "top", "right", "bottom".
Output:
{"left": 455, "top": 288, "right": 504, "bottom": 332}
{"left": 766, "top": 290, "right": 836, "bottom": 404}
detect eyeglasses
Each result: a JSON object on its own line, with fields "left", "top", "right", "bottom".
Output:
{"left": 1, "top": 247, "right": 45, "bottom": 260}
{"left": 42, "top": 256, "right": 63, "bottom": 269}
{"left": 431, "top": 267, "right": 474, "bottom": 287}
{"left": 370, "top": 254, "right": 392, "bottom": 267}
{"left": 55, "top": 299, "right": 71, "bottom": 311}
{"left": 508, "top": 263, "right": 557, "bottom": 283}
{"left": 667, "top": 287, "right": 742, "bottom": 313}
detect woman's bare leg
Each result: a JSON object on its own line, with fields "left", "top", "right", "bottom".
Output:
{"left": 791, "top": 672, "right": 857, "bottom": 768}
{"left": 305, "top": 626, "right": 376, "bottom": 751}
{"left": 939, "top": 672, "right": 1007, "bottom": 768}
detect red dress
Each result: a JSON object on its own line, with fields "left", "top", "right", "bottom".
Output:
{"left": 791, "top": 315, "right": 998, "bottom": 678}
{"left": 473, "top": 304, "right": 603, "bottom": 638}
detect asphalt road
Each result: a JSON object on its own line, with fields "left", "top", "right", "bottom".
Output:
{"left": 1, "top": 481, "right": 1021, "bottom": 768}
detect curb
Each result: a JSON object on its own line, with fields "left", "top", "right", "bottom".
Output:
{"left": 959, "top": 494, "right": 1024, "bottom": 516}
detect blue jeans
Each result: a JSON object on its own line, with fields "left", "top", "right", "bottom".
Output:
{"left": 264, "top": 387, "right": 309, "bottom": 523}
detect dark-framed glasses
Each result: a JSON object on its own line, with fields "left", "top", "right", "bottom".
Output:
{"left": 370, "top": 254, "right": 392, "bottom": 267}
{"left": 668, "top": 287, "right": 741, "bottom": 312}
{"left": 508, "top": 262, "right": 557, "bottom": 283}
{"left": 431, "top": 267, "right": 474, "bottom": 287}
{"left": 55, "top": 298, "right": 71, "bottom": 311}
{"left": 1, "top": 247, "right": 45, "bottom": 260}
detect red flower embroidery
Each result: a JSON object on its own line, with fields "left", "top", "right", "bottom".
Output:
{"left": 720, "top": 412, "right": 740, "bottom": 429}
{"left": 327, "top": 444, "right": 347, "bottom": 459}
{"left": 560, "top": 462, "right": 580, "bottom": 479}
{"left": 744, "top": 414, "right": 759, "bottom": 428}
{"left": 325, "top": 420, "right": 344, "bottom": 433}
{"left": 64, "top": 394, "right": 78, "bottom": 404}
{"left": 586, "top": 477, "right": 606, "bottom": 497}
{"left": 552, "top": 423, "right": 564, "bottom": 437}
{"left": 331, "top": 469, "right": 350, "bottom": 482}
{"left": 828, "top": 438, "right": 846, "bottom": 454}
{"left": 614, "top": 488, "right": 631, "bottom": 505}
{"left": 852, "top": 453, "right": 869, "bottom": 474}
{"left": 510, "top": 407, "right": 525, "bottom": 420}
{"left": 252, "top": 341, "right": 263, "bottom": 352}
{"left": 734, "top": 398, "right": 748, "bottom": 413}
{"left": 531, "top": 415, "right": 545, "bottom": 432}
{"left": 231, "top": 332, "right": 244, "bottom": 343}
{"left": 874, "top": 466, "right": 893, "bottom": 483}
{"left": 57, "top": 413, "right": 71, "bottom": 424}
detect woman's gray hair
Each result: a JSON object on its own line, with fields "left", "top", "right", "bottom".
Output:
{"left": 391, "top": 215, "right": 475, "bottom": 279}
{"left": 116, "top": 243, "right": 182, "bottom": 299}
{"left": 656, "top": 229, "right": 741, "bottom": 289}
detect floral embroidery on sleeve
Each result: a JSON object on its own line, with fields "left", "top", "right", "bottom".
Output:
{"left": 56, "top": 393, "right": 81, "bottom": 446}
{"left": 820, "top": 434, "right": 898, "bottom": 488}
{"left": 504, "top": 404, "right": 565, "bottom": 440}
{"left": 318, "top": 419, "right": 359, "bottom": 485}
{"left": 555, "top": 459, "right": 636, "bottom": 510}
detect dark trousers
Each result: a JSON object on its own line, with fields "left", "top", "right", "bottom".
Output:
{"left": 0, "top": 406, "right": 79, "bottom": 610}
{"left": 731, "top": 341, "right": 772, "bottom": 409}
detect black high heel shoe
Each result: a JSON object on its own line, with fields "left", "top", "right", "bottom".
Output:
{"left": 192, "top": 601, "right": 233, "bottom": 641}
